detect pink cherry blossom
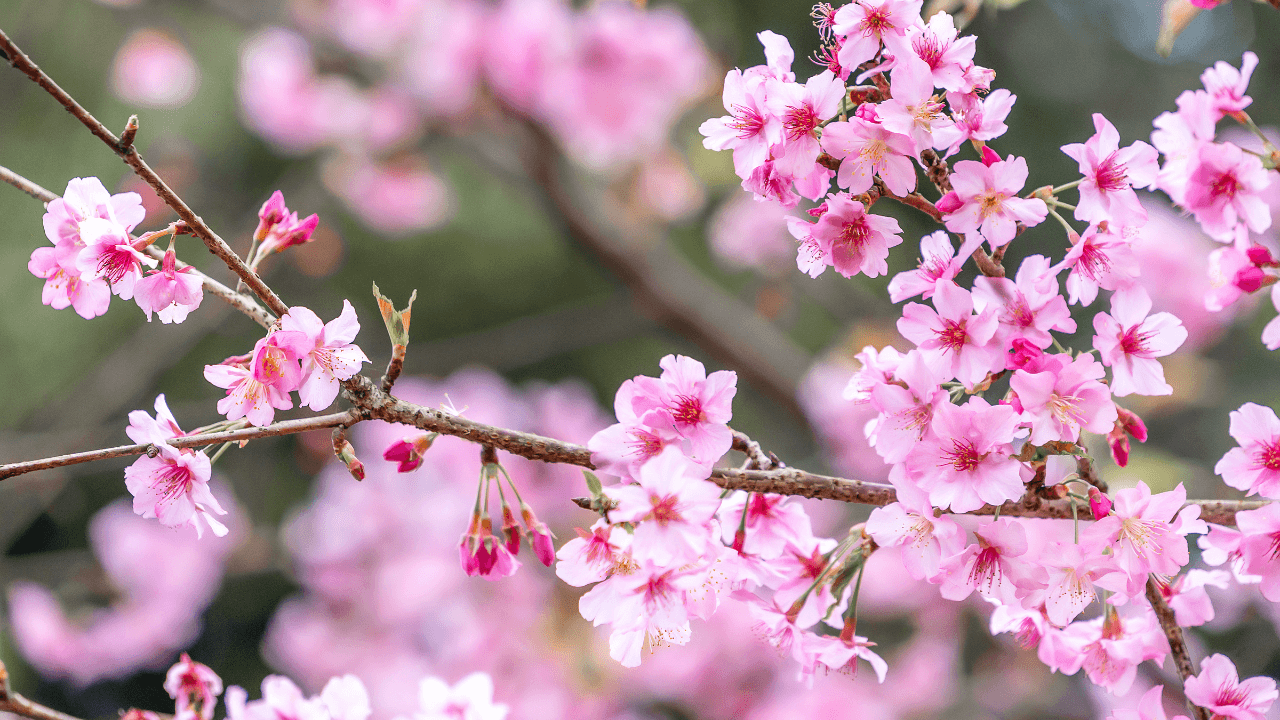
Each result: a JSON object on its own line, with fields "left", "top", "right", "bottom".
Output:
{"left": 578, "top": 559, "right": 698, "bottom": 667}
{"left": 165, "top": 654, "right": 224, "bottom": 720}
{"left": 43, "top": 177, "right": 145, "bottom": 249}
{"left": 1106, "top": 685, "right": 1191, "bottom": 720}
{"left": 774, "top": 70, "right": 845, "bottom": 177}
{"left": 124, "top": 444, "right": 228, "bottom": 538}
{"left": 135, "top": 248, "right": 204, "bottom": 323}
{"left": 867, "top": 349, "right": 947, "bottom": 463}
{"left": 1183, "top": 141, "right": 1273, "bottom": 242}
{"left": 1061, "top": 113, "right": 1159, "bottom": 227}
{"left": 279, "top": 301, "right": 370, "bottom": 411}
{"left": 908, "top": 397, "right": 1025, "bottom": 513}
{"left": 1092, "top": 287, "right": 1188, "bottom": 397}
{"left": 28, "top": 246, "right": 112, "bottom": 319}
{"left": 1215, "top": 402, "right": 1280, "bottom": 498}
{"left": 203, "top": 332, "right": 308, "bottom": 427}
{"left": 1233, "top": 504, "right": 1280, "bottom": 601}
{"left": 887, "top": 230, "right": 964, "bottom": 302}
{"left": 805, "top": 193, "right": 903, "bottom": 278}
{"left": 832, "top": 0, "right": 922, "bottom": 71}
{"left": 699, "top": 70, "right": 781, "bottom": 179}
{"left": 972, "top": 254, "right": 1076, "bottom": 350}
{"left": 1038, "top": 539, "right": 1115, "bottom": 627}
{"left": 941, "top": 155, "right": 1048, "bottom": 249}
{"left": 1009, "top": 353, "right": 1117, "bottom": 445}
{"left": 127, "top": 394, "right": 186, "bottom": 445}
{"left": 413, "top": 673, "right": 508, "bottom": 720}
{"left": 1065, "top": 608, "right": 1168, "bottom": 695}
{"left": 74, "top": 217, "right": 153, "bottom": 300}
{"left": 877, "top": 55, "right": 962, "bottom": 153}
{"left": 865, "top": 483, "right": 964, "bottom": 581}
{"left": 1084, "top": 480, "right": 1189, "bottom": 599}
{"left": 819, "top": 117, "right": 917, "bottom": 196}
{"left": 1158, "top": 569, "right": 1230, "bottom": 627}
{"left": 628, "top": 354, "right": 737, "bottom": 464}
{"left": 1051, "top": 224, "right": 1141, "bottom": 307}
{"left": 945, "top": 88, "right": 1015, "bottom": 151}
{"left": 1183, "top": 654, "right": 1277, "bottom": 720}
{"left": 899, "top": 11, "right": 974, "bottom": 92}
{"left": 606, "top": 447, "right": 722, "bottom": 565}
{"left": 938, "top": 518, "right": 1032, "bottom": 605}
{"left": 1200, "top": 51, "right": 1259, "bottom": 120}
{"left": 896, "top": 280, "right": 1001, "bottom": 388}
{"left": 382, "top": 432, "right": 436, "bottom": 473}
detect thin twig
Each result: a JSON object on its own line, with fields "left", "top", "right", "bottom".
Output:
{"left": 0, "top": 411, "right": 358, "bottom": 479}
{"left": 0, "top": 27, "right": 290, "bottom": 318}
{"left": 731, "top": 429, "right": 777, "bottom": 471}
{"left": 0, "top": 659, "right": 87, "bottom": 720}
{"left": 1145, "top": 577, "right": 1211, "bottom": 720}
{"left": 0, "top": 164, "right": 57, "bottom": 203}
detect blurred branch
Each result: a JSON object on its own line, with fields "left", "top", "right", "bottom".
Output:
{"left": 0, "top": 164, "right": 55, "bottom": 203}
{"left": 0, "top": 660, "right": 86, "bottom": 720}
{"left": 513, "top": 115, "right": 811, "bottom": 419}
{"left": 0, "top": 27, "right": 288, "bottom": 319}
{"left": 1145, "top": 577, "right": 1211, "bottom": 720}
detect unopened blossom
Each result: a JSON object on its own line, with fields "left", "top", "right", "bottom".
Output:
{"left": 254, "top": 190, "right": 290, "bottom": 241}
{"left": 1084, "top": 480, "right": 1190, "bottom": 599}
{"left": 1092, "top": 287, "right": 1188, "bottom": 397}
{"left": 1009, "top": 353, "right": 1117, "bottom": 445}
{"left": 383, "top": 432, "right": 436, "bottom": 472}
{"left": 458, "top": 513, "right": 521, "bottom": 581}
{"left": 135, "top": 249, "right": 204, "bottom": 323}
{"left": 1052, "top": 224, "right": 1141, "bottom": 307}
{"left": 1183, "top": 141, "right": 1273, "bottom": 242}
{"left": 1215, "top": 402, "right": 1280, "bottom": 498}
{"left": 124, "top": 444, "right": 227, "bottom": 538}
{"left": 1183, "top": 654, "right": 1277, "bottom": 720}
{"left": 606, "top": 447, "right": 721, "bottom": 565}
{"left": 806, "top": 193, "right": 903, "bottom": 278}
{"left": 908, "top": 397, "right": 1024, "bottom": 513}
{"left": 897, "top": 281, "right": 1001, "bottom": 389}
{"left": 258, "top": 211, "right": 320, "bottom": 257}
{"left": 1201, "top": 51, "right": 1259, "bottom": 119}
{"left": 887, "top": 230, "right": 964, "bottom": 302}
{"left": 819, "top": 117, "right": 917, "bottom": 196}
{"left": 1061, "top": 113, "right": 1159, "bottom": 227}
{"left": 164, "top": 654, "right": 223, "bottom": 720}
{"left": 279, "top": 301, "right": 370, "bottom": 411}
{"left": 832, "top": 0, "right": 922, "bottom": 71}
{"left": 940, "top": 154, "right": 1048, "bottom": 249}
{"left": 628, "top": 354, "right": 737, "bottom": 464}
{"left": 412, "top": 673, "right": 508, "bottom": 720}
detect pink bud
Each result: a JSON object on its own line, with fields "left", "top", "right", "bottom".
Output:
{"left": 936, "top": 191, "right": 963, "bottom": 214}
{"left": 808, "top": 201, "right": 830, "bottom": 219}
{"left": 1233, "top": 265, "right": 1266, "bottom": 293}
{"left": 1005, "top": 338, "right": 1045, "bottom": 371}
{"left": 1115, "top": 406, "right": 1147, "bottom": 443}
{"left": 501, "top": 504, "right": 522, "bottom": 556}
{"left": 531, "top": 526, "right": 555, "bottom": 567}
{"left": 1087, "top": 487, "right": 1112, "bottom": 520}
{"left": 254, "top": 190, "right": 289, "bottom": 241}
{"left": 382, "top": 432, "right": 435, "bottom": 473}
{"left": 1109, "top": 432, "right": 1130, "bottom": 467}
{"left": 1247, "top": 245, "right": 1275, "bottom": 265}
{"left": 979, "top": 145, "right": 1002, "bottom": 167}
{"left": 854, "top": 103, "right": 878, "bottom": 122}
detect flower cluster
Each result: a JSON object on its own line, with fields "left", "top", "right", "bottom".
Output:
{"left": 28, "top": 177, "right": 207, "bottom": 322}
{"left": 204, "top": 301, "right": 369, "bottom": 426}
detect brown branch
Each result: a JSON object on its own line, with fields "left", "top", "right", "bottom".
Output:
{"left": 0, "top": 659, "right": 87, "bottom": 720}
{"left": 0, "top": 27, "right": 290, "bottom": 318}
{"left": 0, "top": 411, "right": 358, "bottom": 480}
{"left": 1145, "top": 577, "right": 1211, "bottom": 720}
{"left": 0, "top": 164, "right": 57, "bottom": 203}
{"left": 731, "top": 429, "right": 778, "bottom": 471}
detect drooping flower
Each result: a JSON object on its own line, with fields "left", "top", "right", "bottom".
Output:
{"left": 1182, "top": 141, "right": 1273, "bottom": 242}
{"left": 1084, "top": 480, "right": 1190, "bottom": 599}
{"left": 806, "top": 193, "right": 903, "bottom": 278}
{"left": 887, "top": 230, "right": 964, "bottom": 302}
{"left": 124, "top": 444, "right": 228, "bottom": 538}
{"left": 134, "top": 248, "right": 204, "bottom": 323}
{"left": 164, "top": 654, "right": 224, "bottom": 720}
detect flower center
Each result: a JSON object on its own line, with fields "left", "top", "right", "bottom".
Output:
{"left": 967, "top": 545, "right": 1003, "bottom": 593}
{"left": 1093, "top": 152, "right": 1130, "bottom": 193}
{"left": 670, "top": 394, "right": 706, "bottom": 426}
{"left": 941, "top": 438, "right": 983, "bottom": 472}
{"left": 1119, "top": 324, "right": 1156, "bottom": 357}
{"left": 728, "top": 104, "right": 766, "bottom": 140}
{"left": 1048, "top": 393, "right": 1085, "bottom": 429}
{"left": 858, "top": 9, "right": 891, "bottom": 37}
{"left": 838, "top": 218, "right": 870, "bottom": 251}
{"left": 649, "top": 494, "right": 682, "bottom": 524}
{"left": 784, "top": 103, "right": 820, "bottom": 141}
{"left": 936, "top": 319, "right": 969, "bottom": 353}
{"left": 978, "top": 191, "right": 1007, "bottom": 219}
{"left": 1211, "top": 170, "right": 1240, "bottom": 200}
{"left": 912, "top": 33, "right": 946, "bottom": 68}
{"left": 1076, "top": 240, "right": 1113, "bottom": 281}
{"left": 1255, "top": 441, "right": 1280, "bottom": 471}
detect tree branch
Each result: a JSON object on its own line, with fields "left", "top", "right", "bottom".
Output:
{"left": 0, "top": 164, "right": 56, "bottom": 203}
{"left": 0, "top": 27, "right": 290, "bottom": 318}
{"left": 0, "top": 658, "right": 87, "bottom": 720}
{"left": 1145, "top": 577, "right": 1211, "bottom": 720}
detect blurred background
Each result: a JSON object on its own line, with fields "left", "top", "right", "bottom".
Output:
{"left": 1, "top": 0, "right": 1279, "bottom": 717}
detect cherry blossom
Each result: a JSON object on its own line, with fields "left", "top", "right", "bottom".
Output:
{"left": 135, "top": 248, "right": 204, "bottom": 323}
{"left": 938, "top": 518, "right": 1033, "bottom": 605}
{"left": 1182, "top": 141, "right": 1273, "bottom": 242}
{"left": 1009, "top": 353, "right": 1117, "bottom": 445}
{"left": 606, "top": 447, "right": 721, "bottom": 565}
{"left": 940, "top": 154, "right": 1048, "bottom": 249}
{"left": 805, "top": 193, "right": 903, "bottom": 278}
{"left": 1060, "top": 113, "right": 1159, "bottom": 227}
{"left": 1084, "top": 480, "right": 1190, "bottom": 599}
{"left": 819, "top": 116, "right": 917, "bottom": 196}
{"left": 628, "top": 354, "right": 737, "bottom": 464}
{"left": 1105, "top": 685, "right": 1190, "bottom": 720}
{"left": 908, "top": 397, "right": 1025, "bottom": 513}
{"left": 1183, "top": 654, "right": 1278, "bottom": 720}
{"left": 887, "top": 230, "right": 964, "bottom": 302}
{"left": 279, "top": 301, "right": 370, "bottom": 411}
{"left": 1200, "top": 51, "right": 1259, "bottom": 119}
{"left": 1215, "top": 402, "right": 1280, "bottom": 498}
{"left": 1052, "top": 224, "right": 1141, "bottom": 307}
{"left": 411, "top": 673, "right": 508, "bottom": 720}
{"left": 124, "top": 443, "right": 228, "bottom": 538}
{"left": 1092, "top": 287, "right": 1188, "bottom": 397}
{"left": 832, "top": 0, "right": 922, "bottom": 71}
{"left": 165, "top": 654, "right": 224, "bottom": 720}
{"left": 897, "top": 281, "right": 1001, "bottom": 389}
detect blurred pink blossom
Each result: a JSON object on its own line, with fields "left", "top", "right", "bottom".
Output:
{"left": 111, "top": 30, "right": 200, "bottom": 108}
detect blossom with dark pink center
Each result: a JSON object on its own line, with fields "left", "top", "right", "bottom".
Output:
{"left": 74, "top": 217, "right": 154, "bottom": 299}
{"left": 556, "top": 519, "right": 634, "bottom": 587}
{"left": 699, "top": 69, "right": 781, "bottom": 179}
{"left": 865, "top": 482, "right": 964, "bottom": 581}
{"left": 819, "top": 116, "right": 917, "bottom": 196}
{"left": 938, "top": 518, "right": 1033, "bottom": 605}
{"left": 1183, "top": 654, "right": 1277, "bottom": 720}
{"left": 1084, "top": 480, "right": 1190, "bottom": 600}
{"left": 941, "top": 154, "right": 1048, "bottom": 249}
{"left": 898, "top": 11, "right": 974, "bottom": 92}
{"left": 164, "top": 654, "right": 223, "bottom": 720}
{"left": 945, "top": 88, "right": 1015, "bottom": 152}
{"left": 1038, "top": 539, "right": 1116, "bottom": 626}
{"left": 1183, "top": 141, "right": 1273, "bottom": 242}
{"left": 877, "top": 55, "right": 962, "bottom": 153}
{"left": 1061, "top": 113, "right": 1159, "bottom": 228}
{"left": 972, "top": 254, "right": 1076, "bottom": 351}
{"left": 806, "top": 193, "right": 903, "bottom": 278}
{"left": 42, "top": 177, "right": 145, "bottom": 250}
{"left": 628, "top": 354, "right": 737, "bottom": 464}
{"left": 606, "top": 447, "right": 721, "bottom": 565}
{"left": 125, "top": 444, "right": 227, "bottom": 538}
{"left": 28, "top": 246, "right": 111, "bottom": 319}
{"left": 279, "top": 301, "right": 369, "bottom": 411}
{"left": 578, "top": 558, "right": 698, "bottom": 667}
{"left": 1051, "top": 224, "right": 1141, "bottom": 306}
{"left": 1216, "top": 402, "right": 1280, "bottom": 499}
{"left": 773, "top": 70, "right": 845, "bottom": 177}
{"left": 907, "top": 396, "right": 1024, "bottom": 513}
{"left": 1063, "top": 607, "right": 1168, "bottom": 695}
{"left": 1092, "top": 287, "right": 1187, "bottom": 397}
{"left": 832, "top": 0, "right": 922, "bottom": 71}
{"left": 888, "top": 230, "right": 964, "bottom": 302}
{"left": 1010, "top": 353, "right": 1117, "bottom": 445}
{"left": 1234, "top": 504, "right": 1280, "bottom": 600}
{"left": 868, "top": 349, "right": 947, "bottom": 463}
{"left": 897, "top": 280, "right": 1001, "bottom": 388}
{"left": 135, "top": 249, "right": 204, "bottom": 323}
{"left": 1200, "top": 51, "right": 1259, "bottom": 120}
{"left": 204, "top": 332, "right": 308, "bottom": 427}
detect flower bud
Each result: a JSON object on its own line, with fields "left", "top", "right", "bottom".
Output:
{"left": 520, "top": 503, "right": 556, "bottom": 567}
{"left": 1115, "top": 406, "right": 1147, "bottom": 443}
{"left": 501, "top": 503, "right": 522, "bottom": 556}
{"left": 1234, "top": 265, "right": 1266, "bottom": 293}
{"left": 1247, "top": 245, "right": 1275, "bottom": 266}
{"left": 935, "top": 191, "right": 963, "bottom": 214}
{"left": 383, "top": 432, "right": 436, "bottom": 473}
{"left": 979, "top": 145, "right": 1002, "bottom": 167}
{"left": 1088, "top": 487, "right": 1112, "bottom": 520}
{"left": 854, "top": 103, "right": 878, "bottom": 122}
